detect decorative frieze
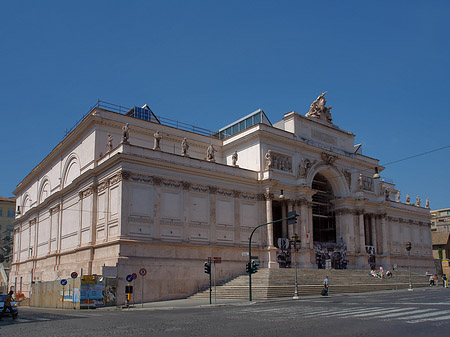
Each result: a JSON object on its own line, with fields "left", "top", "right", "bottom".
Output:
{"left": 79, "top": 186, "right": 95, "bottom": 199}
{"left": 217, "top": 189, "right": 233, "bottom": 197}
{"left": 97, "top": 180, "right": 109, "bottom": 193}
{"left": 109, "top": 172, "right": 123, "bottom": 186}
{"left": 50, "top": 205, "right": 60, "bottom": 214}
{"left": 130, "top": 174, "right": 153, "bottom": 184}
{"left": 233, "top": 190, "right": 241, "bottom": 198}
{"left": 191, "top": 185, "right": 209, "bottom": 193}
{"left": 240, "top": 193, "right": 257, "bottom": 200}
{"left": 162, "top": 179, "right": 181, "bottom": 189}
{"left": 182, "top": 181, "right": 191, "bottom": 190}
{"left": 208, "top": 186, "right": 217, "bottom": 194}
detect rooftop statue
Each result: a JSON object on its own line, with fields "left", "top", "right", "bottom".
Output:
{"left": 306, "top": 91, "right": 333, "bottom": 124}
{"left": 181, "top": 138, "right": 189, "bottom": 156}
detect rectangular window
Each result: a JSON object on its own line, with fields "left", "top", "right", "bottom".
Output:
{"left": 239, "top": 120, "right": 245, "bottom": 131}
{"left": 8, "top": 210, "right": 15, "bottom": 217}
{"left": 245, "top": 116, "right": 253, "bottom": 128}
{"left": 0, "top": 209, "right": 2, "bottom": 216}
{"left": 254, "top": 112, "right": 261, "bottom": 124}
{"left": 232, "top": 124, "right": 239, "bottom": 134}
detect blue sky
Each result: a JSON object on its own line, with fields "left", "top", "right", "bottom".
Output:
{"left": 1, "top": 1, "right": 449, "bottom": 209}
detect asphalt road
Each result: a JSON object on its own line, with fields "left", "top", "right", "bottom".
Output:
{"left": 1, "top": 288, "right": 449, "bottom": 337}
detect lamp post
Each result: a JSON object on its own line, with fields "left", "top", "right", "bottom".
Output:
{"left": 405, "top": 241, "right": 413, "bottom": 291}
{"left": 290, "top": 233, "right": 301, "bottom": 299}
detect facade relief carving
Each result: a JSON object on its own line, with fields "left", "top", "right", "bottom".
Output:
{"left": 358, "top": 174, "right": 374, "bottom": 192}
{"left": 270, "top": 152, "right": 292, "bottom": 172}
{"left": 182, "top": 181, "right": 191, "bottom": 190}
{"left": 342, "top": 170, "right": 351, "bottom": 189}
{"left": 79, "top": 186, "right": 95, "bottom": 199}
{"left": 208, "top": 186, "right": 217, "bottom": 194}
{"left": 217, "top": 189, "right": 233, "bottom": 197}
{"left": 97, "top": 180, "right": 109, "bottom": 193}
{"left": 321, "top": 152, "right": 337, "bottom": 165}
{"left": 191, "top": 185, "right": 209, "bottom": 193}
{"left": 162, "top": 179, "right": 181, "bottom": 189}
{"left": 305, "top": 91, "right": 333, "bottom": 124}
{"left": 109, "top": 172, "right": 124, "bottom": 186}
{"left": 130, "top": 174, "right": 153, "bottom": 184}
{"left": 298, "top": 158, "right": 316, "bottom": 178}
{"left": 240, "top": 193, "right": 257, "bottom": 200}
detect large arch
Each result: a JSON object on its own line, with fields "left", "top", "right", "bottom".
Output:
{"left": 307, "top": 164, "right": 349, "bottom": 269}
{"left": 62, "top": 153, "right": 81, "bottom": 188}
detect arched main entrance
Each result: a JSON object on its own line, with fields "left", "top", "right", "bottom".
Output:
{"left": 312, "top": 172, "right": 347, "bottom": 269}
{"left": 312, "top": 173, "right": 336, "bottom": 243}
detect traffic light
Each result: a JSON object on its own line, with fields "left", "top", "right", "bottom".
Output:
{"left": 251, "top": 261, "right": 259, "bottom": 274}
{"left": 246, "top": 262, "right": 251, "bottom": 274}
{"left": 204, "top": 262, "right": 211, "bottom": 274}
{"left": 287, "top": 211, "right": 299, "bottom": 225}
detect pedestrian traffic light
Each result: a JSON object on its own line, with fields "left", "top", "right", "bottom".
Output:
{"left": 204, "top": 262, "right": 211, "bottom": 274}
{"left": 287, "top": 211, "right": 299, "bottom": 225}
{"left": 246, "top": 262, "right": 251, "bottom": 274}
{"left": 251, "top": 261, "right": 259, "bottom": 274}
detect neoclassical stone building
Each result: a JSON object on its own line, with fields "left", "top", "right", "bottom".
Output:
{"left": 10, "top": 95, "right": 434, "bottom": 303}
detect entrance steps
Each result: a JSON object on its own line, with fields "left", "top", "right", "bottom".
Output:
{"left": 189, "top": 269, "right": 430, "bottom": 300}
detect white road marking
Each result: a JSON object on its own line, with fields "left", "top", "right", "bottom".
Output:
{"left": 407, "top": 314, "right": 450, "bottom": 323}
{"left": 376, "top": 309, "right": 430, "bottom": 319}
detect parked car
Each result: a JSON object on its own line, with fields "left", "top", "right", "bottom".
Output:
{"left": 0, "top": 293, "right": 18, "bottom": 318}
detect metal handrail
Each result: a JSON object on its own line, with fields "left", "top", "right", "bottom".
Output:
{"left": 62, "top": 99, "right": 216, "bottom": 140}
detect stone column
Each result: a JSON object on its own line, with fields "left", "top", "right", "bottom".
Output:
{"left": 381, "top": 214, "right": 389, "bottom": 255}
{"left": 287, "top": 200, "right": 295, "bottom": 239}
{"left": 182, "top": 182, "right": 191, "bottom": 242}
{"left": 233, "top": 191, "right": 241, "bottom": 245}
{"left": 358, "top": 210, "right": 365, "bottom": 253}
{"left": 153, "top": 177, "right": 162, "bottom": 240}
{"left": 370, "top": 214, "right": 377, "bottom": 253}
{"left": 281, "top": 201, "right": 287, "bottom": 239}
{"left": 209, "top": 187, "right": 218, "bottom": 244}
{"left": 264, "top": 190, "right": 274, "bottom": 248}
{"left": 298, "top": 199, "right": 308, "bottom": 249}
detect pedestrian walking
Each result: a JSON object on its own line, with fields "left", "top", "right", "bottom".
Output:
{"left": 0, "top": 291, "right": 16, "bottom": 320}
{"left": 321, "top": 276, "right": 329, "bottom": 296}
{"left": 443, "top": 274, "right": 448, "bottom": 288}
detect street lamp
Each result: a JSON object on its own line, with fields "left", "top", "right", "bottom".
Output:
{"left": 405, "top": 241, "right": 413, "bottom": 291}
{"left": 290, "top": 233, "right": 301, "bottom": 299}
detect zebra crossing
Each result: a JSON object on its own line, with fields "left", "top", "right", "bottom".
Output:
{"left": 238, "top": 304, "right": 450, "bottom": 325}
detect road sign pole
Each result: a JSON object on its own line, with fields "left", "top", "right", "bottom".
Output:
{"left": 72, "top": 278, "right": 75, "bottom": 309}
{"left": 248, "top": 213, "right": 298, "bottom": 301}
{"left": 214, "top": 261, "right": 216, "bottom": 305}
{"left": 141, "top": 276, "right": 144, "bottom": 308}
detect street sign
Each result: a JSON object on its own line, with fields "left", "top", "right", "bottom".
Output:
{"left": 71, "top": 272, "right": 78, "bottom": 279}
{"left": 60, "top": 279, "right": 67, "bottom": 286}
{"left": 126, "top": 274, "right": 134, "bottom": 282}
{"left": 131, "top": 273, "right": 138, "bottom": 280}
{"left": 213, "top": 257, "right": 222, "bottom": 264}
{"left": 139, "top": 268, "right": 147, "bottom": 276}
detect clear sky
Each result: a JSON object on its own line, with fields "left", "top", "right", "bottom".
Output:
{"left": 1, "top": 1, "right": 449, "bottom": 209}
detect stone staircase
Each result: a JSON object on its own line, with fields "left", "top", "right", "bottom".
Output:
{"left": 190, "top": 269, "right": 430, "bottom": 300}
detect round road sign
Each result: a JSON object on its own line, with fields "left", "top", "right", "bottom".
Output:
{"left": 131, "top": 273, "right": 138, "bottom": 280}
{"left": 126, "top": 274, "right": 134, "bottom": 282}
{"left": 139, "top": 268, "right": 147, "bottom": 276}
{"left": 60, "top": 279, "right": 67, "bottom": 286}
{"left": 71, "top": 272, "right": 78, "bottom": 279}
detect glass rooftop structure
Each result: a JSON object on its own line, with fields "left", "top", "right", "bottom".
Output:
{"left": 126, "top": 104, "right": 160, "bottom": 124}
{"left": 213, "top": 109, "right": 272, "bottom": 139}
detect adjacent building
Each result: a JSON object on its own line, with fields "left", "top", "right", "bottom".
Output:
{"left": 10, "top": 95, "right": 434, "bottom": 304}
{"left": 431, "top": 208, "right": 450, "bottom": 232}
{"left": 0, "top": 196, "right": 16, "bottom": 292}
